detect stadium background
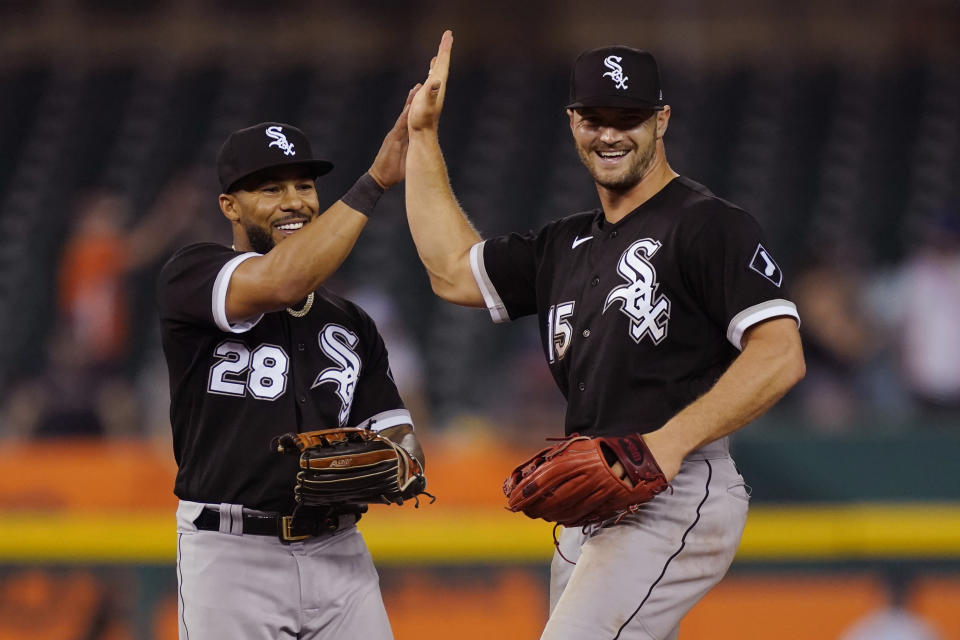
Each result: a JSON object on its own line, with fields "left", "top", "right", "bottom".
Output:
{"left": 1, "top": 0, "right": 959, "bottom": 637}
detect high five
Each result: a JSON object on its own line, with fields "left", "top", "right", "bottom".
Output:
{"left": 405, "top": 31, "right": 484, "bottom": 307}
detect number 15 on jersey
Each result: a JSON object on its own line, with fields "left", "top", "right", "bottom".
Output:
{"left": 547, "top": 301, "right": 575, "bottom": 363}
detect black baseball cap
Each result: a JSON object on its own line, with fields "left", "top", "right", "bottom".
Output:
{"left": 566, "top": 46, "right": 665, "bottom": 110}
{"left": 216, "top": 122, "right": 334, "bottom": 193}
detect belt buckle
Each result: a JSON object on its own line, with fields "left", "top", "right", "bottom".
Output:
{"left": 280, "top": 515, "right": 310, "bottom": 542}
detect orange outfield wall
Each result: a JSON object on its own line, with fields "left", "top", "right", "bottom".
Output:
{"left": 0, "top": 438, "right": 518, "bottom": 510}
{"left": 1, "top": 440, "right": 959, "bottom": 639}
{"left": 110, "top": 572, "right": 960, "bottom": 640}
{"left": 385, "top": 573, "right": 960, "bottom": 640}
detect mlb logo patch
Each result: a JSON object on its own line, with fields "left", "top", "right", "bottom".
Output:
{"left": 749, "top": 243, "right": 783, "bottom": 287}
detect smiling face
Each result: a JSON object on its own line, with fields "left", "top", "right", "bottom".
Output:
{"left": 219, "top": 165, "right": 319, "bottom": 253}
{"left": 569, "top": 106, "right": 666, "bottom": 192}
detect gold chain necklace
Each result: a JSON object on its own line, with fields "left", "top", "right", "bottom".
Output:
{"left": 286, "top": 292, "right": 314, "bottom": 318}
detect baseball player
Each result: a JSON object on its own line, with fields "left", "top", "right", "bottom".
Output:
{"left": 157, "top": 88, "right": 423, "bottom": 639}
{"left": 404, "top": 32, "right": 805, "bottom": 639}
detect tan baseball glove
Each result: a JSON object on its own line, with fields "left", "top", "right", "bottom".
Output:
{"left": 273, "top": 428, "right": 430, "bottom": 507}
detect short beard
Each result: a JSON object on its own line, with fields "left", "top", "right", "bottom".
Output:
{"left": 577, "top": 134, "right": 657, "bottom": 192}
{"left": 244, "top": 223, "right": 275, "bottom": 254}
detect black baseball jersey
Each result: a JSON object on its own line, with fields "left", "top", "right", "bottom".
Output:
{"left": 470, "top": 176, "right": 798, "bottom": 443}
{"left": 157, "top": 242, "right": 410, "bottom": 513}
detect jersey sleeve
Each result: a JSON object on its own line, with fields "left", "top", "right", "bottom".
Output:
{"left": 157, "top": 242, "right": 264, "bottom": 333}
{"left": 347, "top": 308, "right": 412, "bottom": 431}
{"left": 469, "top": 230, "right": 540, "bottom": 322}
{"left": 687, "top": 209, "right": 800, "bottom": 350}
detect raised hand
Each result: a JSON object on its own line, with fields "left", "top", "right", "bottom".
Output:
{"left": 369, "top": 84, "right": 421, "bottom": 189}
{"left": 408, "top": 30, "right": 453, "bottom": 133}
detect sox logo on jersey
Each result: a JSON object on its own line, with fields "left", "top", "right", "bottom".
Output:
{"left": 265, "top": 125, "right": 296, "bottom": 156}
{"left": 312, "top": 324, "right": 361, "bottom": 425}
{"left": 603, "top": 238, "right": 671, "bottom": 344}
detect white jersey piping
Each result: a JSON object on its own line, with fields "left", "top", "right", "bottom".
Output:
{"left": 212, "top": 252, "right": 264, "bottom": 333}
{"left": 469, "top": 241, "right": 510, "bottom": 323}
{"left": 726, "top": 299, "right": 799, "bottom": 350}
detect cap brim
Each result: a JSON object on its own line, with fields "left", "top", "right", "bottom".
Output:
{"left": 224, "top": 158, "right": 335, "bottom": 193}
{"left": 566, "top": 96, "right": 664, "bottom": 110}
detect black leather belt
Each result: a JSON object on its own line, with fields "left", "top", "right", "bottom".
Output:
{"left": 194, "top": 505, "right": 366, "bottom": 542}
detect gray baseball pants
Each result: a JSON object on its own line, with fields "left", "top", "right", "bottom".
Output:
{"left": 544, "top": 456, "right": 749, "bottom": 640}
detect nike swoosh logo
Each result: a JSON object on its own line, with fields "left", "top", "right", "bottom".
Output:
{"left": 571, "top": 235, "right": 594, "bottom": 249}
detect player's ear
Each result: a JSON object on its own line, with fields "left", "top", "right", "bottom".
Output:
{"left": 655, "top": 106, "right": 670, "bottom": 139}
{"left": 567, "top": 108, "right": 576, "bottom": 132}
{"left": 219, "top": 193, "right": 241, "bottom": 223}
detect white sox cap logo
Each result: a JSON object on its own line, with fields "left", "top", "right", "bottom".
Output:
{"left": 602, "top": 55, "right": 629, "bottom": 90}
{"left": 265, "top": 125, "right": 296, "bottom": 157}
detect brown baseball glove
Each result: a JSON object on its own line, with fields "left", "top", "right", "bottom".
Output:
{"left": 273, "top": 428, "right": 431, "bottom": 507}
{"left": 503, "top": 433, "right": 669, "bottom": 527}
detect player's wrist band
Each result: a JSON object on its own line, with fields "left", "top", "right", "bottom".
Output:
{"left": 341, "top": 172, "right": 385, "bottom": 217}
